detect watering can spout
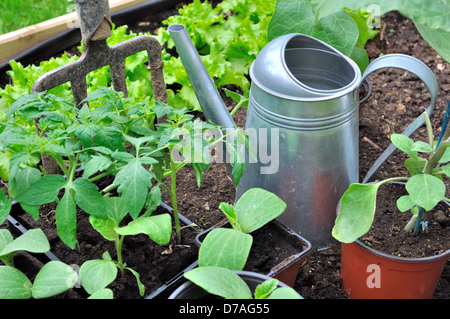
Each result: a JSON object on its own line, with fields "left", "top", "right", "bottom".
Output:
{"left": 168, "top": 24, "right": 236, "bottom": 129}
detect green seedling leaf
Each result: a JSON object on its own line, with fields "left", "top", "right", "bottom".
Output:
{"left": 230, "top": 160, "right": 246, "bottom": 187}
{"left": 115, "top": 214, "right": 172, "bottom": 245}
{"left": 438, "top": 147, "right": 450, "bottom": 163}
{"left": 234, "top": 188, "right": 287, "bottom": 234}
{"left": 31, "top": 261, "right": 78, "bottom": 299}
{"left": 390, "top": 134, "right": 417, "bottom": 159}
{"left": 0, "top": 189, "right": 11, "bottom": 225}
{"left": 332, "top": 183, "right": 381, "bottom": 243}
{"left": 126, "top": 267, "right": 145, "bottom": 297}
{"left": 88, "top": 288, "right": 114, "bottom": 299}
{"left": 442, "top": 164, "right": 450, "bottom": 178}
{"left": 396, "top": 195, "right": 416, "bottom": 212}
{"left": 74, "top": 124, "right": 96, "bottom": 148}
{"left": 113, "top": 158, "right": 154, "bottom": 219}
{"left": 0, "top": 229, "right": 13, "bottom": 252}
{"left": 82, "top": 155, "right": 113, "bottom": 178}
{"left": 254, "top": 279, "right": 278, "bottom": 299}
{"left": 111, "top": 151, "right": 135, "bottom": 163}
{"left": 80, "top": 259, "right": 118, "bottom": 295}
{"left": 14, "top": 174, "right": 66, "bottom": 206}
{"left": 89, "top": 215, "right": 117, "bottom": 242}
{"left": 0, "top": 229, "right": 14, "bottom": 266}
{"left": 0, "top": 151, "right": 13, "bottom": 181}
{"left": 55, "top": 192, "right": 77, "bottom": 249}
{"left": 191, "top": 163, "right": 205, "bottom": 188}
{"left": 94, "top": 126, "right": 125, "bottom": 152}
{"left": 104, "top": 196, "right": 128, "bottom": 224}
{"left": 406, "top": 174, "right": 445, "bottom": 211}
{"left": 72, "top": 177, "right": 107, "bottom": 219}
{"left": 144, "top": 186, "right": 162, "bottom": 216}
{"left": 0, "top": 229, "right": 50, "bottom": 263}
{"left": 404, "top": 157, "right": 427, "bottom": 176}
{"left": 411, "top": 140, "right": 433, "bottom": 153}
{"left": 11, "top": 167, "right": 41, "bottom": 220}
{"left": 184, "top": 266, "right": 252, "bottom": 299}
{"left": 219, "top": 202, "right": 237, "bottom": 228}
{"left": 266, "top": 287, "right": 302, "bottom": 299}
{"left": 123, "top": 135, "right": 156, "bottom": 150}
{"left": 0, "top": 266, "right": 32, "bottom": 299}
{"left": 198, "top": 228, "right": 252, "bottom": 270}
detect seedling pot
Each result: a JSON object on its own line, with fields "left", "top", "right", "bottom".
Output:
{"left": 195, "top": 219, "right": 312, "bottom": 287}
{"left": 341, "top": 240, "right": 450, "bottom": 299}
{"left": 6, "top": 200, "right": 201, "bottom": 299}
{"left": 168, "top": 270, "right": 303, "bottom": 299}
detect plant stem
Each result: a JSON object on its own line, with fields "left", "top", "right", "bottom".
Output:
{"left": 169, "top": 147, "right": 181, "bottom": 244}
{"left": 89, "top": 168, "right": 120, "bottom": 183}
{"left": 162, "top": 162, "right": 188, "bottom": 179}
{"left": 423, "top": 141, "right": 450, "bottom": 174}
{"left": 230, "top": 98, "right": 248, "bottom": 117}
{"left": 116, "top": 235, "right": 125, "bottom": 275}
{"left": 53, "top": 154, "right": 70, "bottom": 177}
{"left": 424, "top": 112, "right": 434, "bottom": 148}
{"left": 381, "top": 177, "right": 410, "bottom": 184}
{"left": 101, "top": 183, "right": 119, "bottom": 194}
{"left": 413, "top": 207, "right": 425, "bottom": 235}
{"left": 404, "top": 213, "right": 418, "bottom": 233}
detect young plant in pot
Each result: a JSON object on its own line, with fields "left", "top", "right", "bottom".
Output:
{"left": 333, "top": 110, "right": 450, "bottom": 299}
{"left": 0, "top": 88, "right": 248, "bottom": 298}
{"left": 169, "top": 188, "right": 302, "bottom": 299}
{"left": 0, "top": 228, "right": 78, "bottom": 299}
{"left": 195, "top": 187, "right": 311, "bottom": 287}
{"left": 0, "top": 89, "right": 174, "bottom": 297}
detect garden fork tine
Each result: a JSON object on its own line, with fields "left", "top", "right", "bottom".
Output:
{"left": 31, "top": 0, "right": 167, "bottom": 108}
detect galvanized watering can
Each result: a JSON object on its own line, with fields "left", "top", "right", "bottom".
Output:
{"left": 169, "top": 24, "right": 438, "bottom": 248}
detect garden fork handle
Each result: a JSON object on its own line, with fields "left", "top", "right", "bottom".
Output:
{"left": 75, "top": 0, "right": 112, "bottom": 44}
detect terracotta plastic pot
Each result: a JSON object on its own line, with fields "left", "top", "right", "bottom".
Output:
{"left": 168, "top": 270, "right": 303, "bottom": 299}
{"left": 195, "top": 219, "right": 311, "bottom": 287}
{"left": 341, "top": 240, "right": 450, "bottom": 299}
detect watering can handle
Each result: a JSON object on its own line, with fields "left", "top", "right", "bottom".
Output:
{"left": 361, "top": 53, "right": 439, "bottom": 183}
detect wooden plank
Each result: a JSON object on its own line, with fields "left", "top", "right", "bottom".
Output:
{"left": 0, "top": 0, "right": 150, "bottom": 63}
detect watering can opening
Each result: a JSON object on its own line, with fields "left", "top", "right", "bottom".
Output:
{"left": 284, "top": 35, "right": 359, "bottom": 94}
{"left": 285, "top": 49, "right": 357, "bottom": 92}
{"left": 250, "top": 33, "right": 361, "bottom": 101}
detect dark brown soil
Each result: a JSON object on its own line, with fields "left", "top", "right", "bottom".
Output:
{"left": 1, "top": 2, "right": 450, "bottom": 299}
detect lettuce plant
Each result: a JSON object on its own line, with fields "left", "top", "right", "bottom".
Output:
{"left": 0, "top": 0, "right": 276, "bottom": 117}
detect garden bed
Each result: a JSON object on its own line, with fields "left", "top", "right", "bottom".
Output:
{"left": 1, "top": 1, "right": 449, "bottom": 299}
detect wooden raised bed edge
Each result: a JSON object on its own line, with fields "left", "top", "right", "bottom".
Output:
{"left": 0, "top": 0, "right": 184, "bottom": 68}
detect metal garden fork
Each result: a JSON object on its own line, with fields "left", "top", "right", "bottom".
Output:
{"left": 31, "top": 0, "right": 167, "bottom": 107}
{"left": 30, "top": 0, "right": 167, "bottom": 174}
